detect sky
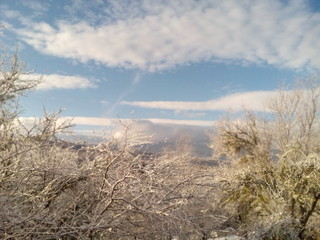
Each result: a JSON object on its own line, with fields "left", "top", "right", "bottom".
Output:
{"left": 1, "top": 0, "right": 319, "bottom": 142}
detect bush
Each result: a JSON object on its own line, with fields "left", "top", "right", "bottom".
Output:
{"left": 210, "top": 78, "right": 320, "bottom": 239}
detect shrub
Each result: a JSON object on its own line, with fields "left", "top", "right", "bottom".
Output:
{"left": 210, "top": 77, "right": 320, "bottom": 239}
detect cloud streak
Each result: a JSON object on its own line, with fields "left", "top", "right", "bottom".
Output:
{"left": 122, "top": 90, "right": 279, "bottom": 112}
{"left": 15, "top": 0, "right": 320, "bottom": 71}
{"left": 55, "top": 116, "right": 214, "bottom": 127}
{"left": 64, "top": 117, "right": 214, "bottom": 144}
{"left": 29, "top": 74, "right": 96, "bottom": 90}
{"left": 60, "top": 117, "right": 114, "bottom": 126}
{"left": 19, "top": 116, "right": 214, "bottom": 143}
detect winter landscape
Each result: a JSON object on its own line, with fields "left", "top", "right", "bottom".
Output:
{"left": 1, "top": 0, "right": 320, "bottom": 239}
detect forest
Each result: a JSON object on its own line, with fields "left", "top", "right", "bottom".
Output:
{"left": 1, "top": 52, "right": 320, "bottom": 239}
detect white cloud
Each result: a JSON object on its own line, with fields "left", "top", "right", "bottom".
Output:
{"left": 122, "top": 90, "right": 279, "bottom": 112}
{"left": 19, "top": 116, "right": 213, "bottom": 144}
{"left": 66, "top": 117, "right": 213, "bottom": 143}
{"left": 59, "top": 117, "right": 114, "bottom": 126}
{"left": 21, "top": 116, "right": 211, "bottom": 126}
{"left": 56, "top": 116, "right": 213, "bottom": 127}
{"left": 143, "top": 118, "right": 213, "bottom": 127}
{"left": 30, "top": 74, "right": 96, "bottom": 90}
{"left": 113, "top": 119, "right": 211, "bottom": 144}
{"left": 16, "top": 0, "right": 320, "bottom": 71}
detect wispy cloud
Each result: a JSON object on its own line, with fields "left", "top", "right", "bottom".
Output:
{"left": 55, "top": 116, "right": 213, "bottom": 127}
{"left": 112, "top": 119, "right": 212, "bottom": 144}
{"left": 122, "top": 90, "right": 279, "bottom": 112}
{"left": 64, "top": 117, "right": 214, "bottom": 143}
{"left": 19, "top": 115, "right": 214, "bottom": 145}
{"left": 15, "top": 0, "right": 320, "bottom": 71}
{"left": 60, "top": 117, "right": 114, "bottom": 126}
{"left": 142, "top": 118, "right": 213, "bottom": 127}
{"left": 20, "top": 0, "right": 49, "bottom": 14}
{"left": 30, "top": 74, "right": 97, "bottom": 90}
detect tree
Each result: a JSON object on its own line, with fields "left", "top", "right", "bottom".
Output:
{"left": 210, "top": 77, "right": 320, "bottom": 239}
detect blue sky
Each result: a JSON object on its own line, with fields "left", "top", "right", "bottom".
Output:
{"left": 1, "top": 0, "right": 319, "bottom": 141}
